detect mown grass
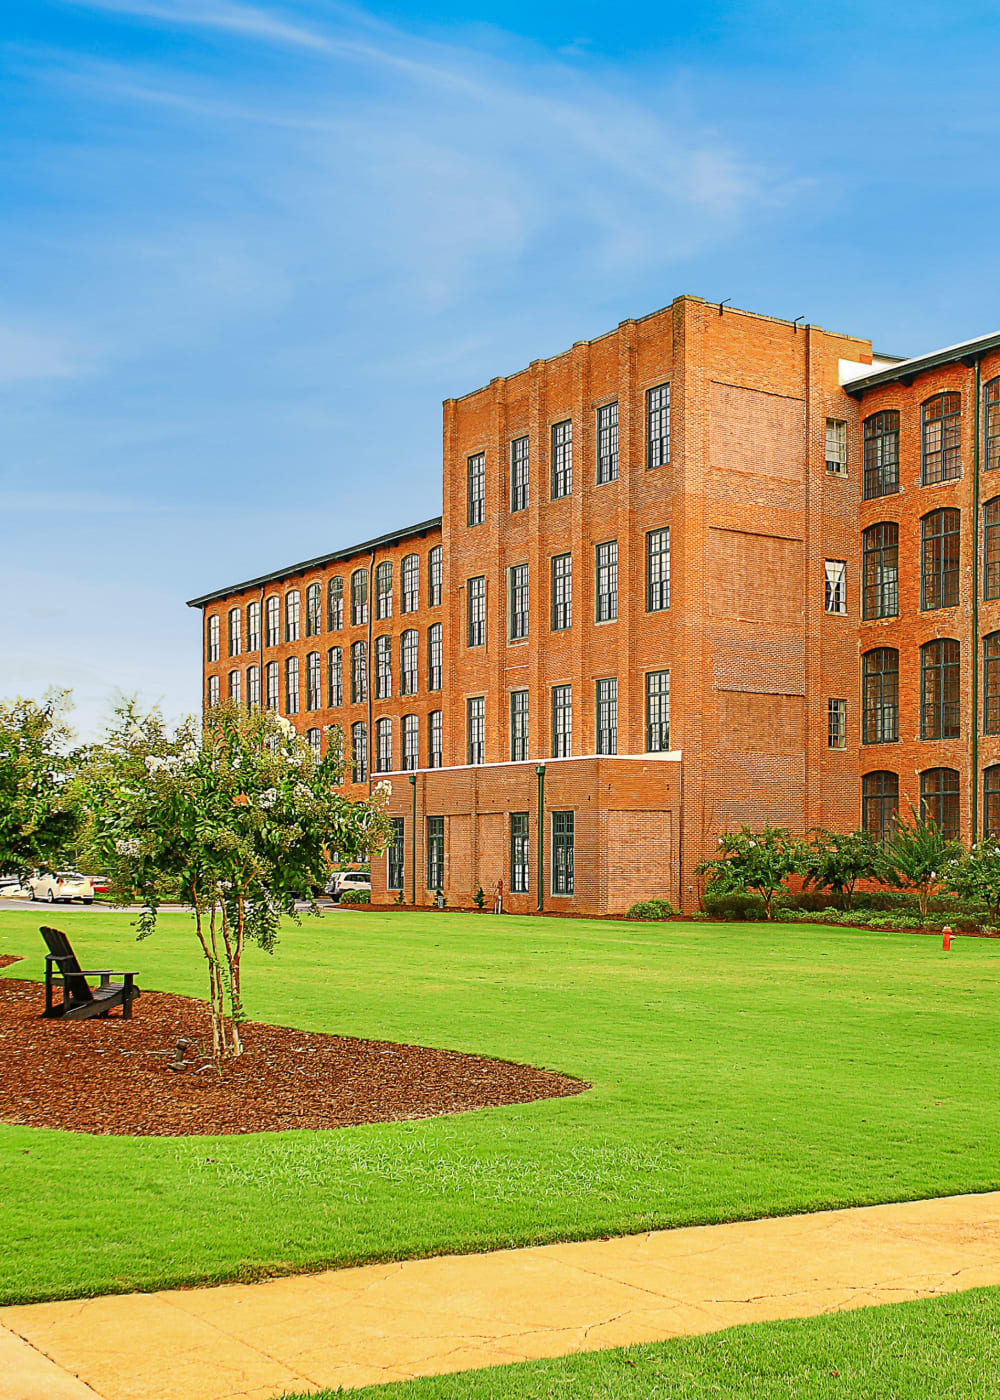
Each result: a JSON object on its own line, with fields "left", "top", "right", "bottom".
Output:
{"left": 1, "top": 906, "right": 998, "bottom": 1305}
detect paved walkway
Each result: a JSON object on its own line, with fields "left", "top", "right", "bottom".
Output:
{"left": 4, "top": 1191, "right": 1000, "bottom": 1400}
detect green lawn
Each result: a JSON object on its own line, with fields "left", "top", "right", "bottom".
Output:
{"left": 1, "top": 907, "right": 999, "bottom": 1306}
{"left": 286, "top": 1287, "right": 1000, "bottom": 1400}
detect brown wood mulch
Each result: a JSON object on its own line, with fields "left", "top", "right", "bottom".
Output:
{"left": 0, "top": 967, "right": 586, "bottom": 1137}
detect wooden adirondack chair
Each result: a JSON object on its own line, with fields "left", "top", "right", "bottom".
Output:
{"left": 40, "top": 927, "right": 141, "bottom": 1020}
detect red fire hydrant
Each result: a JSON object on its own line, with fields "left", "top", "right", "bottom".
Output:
{"left": 942, "top": 926, "right": 953, "bottom": 952}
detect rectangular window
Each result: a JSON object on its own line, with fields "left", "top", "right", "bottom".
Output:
{"left": 921, "top": 641, "right": 961, "bottom": 740}
{"left": 351, "top": 570, "right": 369, "bottom": 627}
{"left": 510, "top": 436, "right": 529, "bottom": 513}
{"left": 375, "top": 717, "right": 393, "bottom": 774}
{"left": 265, "top": 596, "right": 280, "bottom": 647}
{"left": 428, "top": 623, "right": 443, "bottom": 690}
{"left": 387, "top": 818, "right": 405, "bottom": 890}
{"left": 922, "top": 393, "right": 962, "bottom": 485}
{"left": 228, "top": 609, "right": 242, "bottom": 657}
{"left": 400, "top": 630, "right": 418, "bottom": 695}
{"left": 647, "top": 383, "right": 670, "bottom": 468}
{"left": 509, "top": 563, "right": 529, "bottom": 641}
{"left": 647, "top": 528, "right": 670, "bottom": 612}
{"left": 828, "top": 698, "right": 847, "bottom": 750}
{"left": 375, "top": 562, "right": 393, "bottom": 620}
{"left": 825, "top": 560, "right": 847, "bottom": 615}
{"left": 307, "top": 728, "right": 321, "bottom": 758}
{"left": 596, "top": 678, "right": 618, "bottom": 755}
{"left": 510, "top": 689, "right": 529, "bottom": 762}
{"left": 375, "top": 636, "right": 392, "bottom": 699}
{"left": 247, "top": 664, "right": 261, "bottom": 707}
{"left": 921, "top": 509, "right": 960, "bottom": 611}
{"left": 247, "top": 601, "right": 261, "bottom": 652}
{"left": 986, "top": 380, "right": 1000, "bottom": 472}
{"left": 596, "top": 541, "right": 618, "bottom": 622}
{"left": 467, "top": 453, "right": 486, "bottom": 526}
{"left": 426, "top": 815, "right": 445, "bottom": 890}
{"left": 428, "top": 545, "right": 443, "bottom": 606}
{"left": 401, "top": 555, "right": 419, "bottom": 613}
{"left": 552, "top": 684, "right": 572, "bottom": 758}
{"left": 429, "top": 710, "right": 443, "bottom": 768}
{"left": 228, "top": 669, "right": 241, "bottom": 705}
{"left": 285, "top": 591, "right": 300, "bottom": 643}
{"left": 646, "top": 671, "right": 670, "bottom": 752}
{"left": 328, "top": 577, "right": 344, "bottom": 630}
{"left": 984, "top": 500, "right": 1000, "bottom": 601}
{"left": 305, "top": 584, "right": 321, "bottom": 637}
{"left": 285, "top": 656, "right": 300, "bottom": 714}
{"left": 551, "top": 420, "right": 572, "bottom": 499}
{"left": 207, "top": 674, "right": 220, "bottom": 707}
{"left": 551, "top": 553, "right": 572, "bottom": 631}
{"left": 863, "top": 412, "right": 900, "bottom": 500}
{"left": 510, "top": 812, "right": 530, "bottom": 894}
{"left": 596, "top": 402, "right": 618, "bottom": 484}
{"left": 986, "top": 767, "right": 1000, "bottom": 837}
{"left": 306, "top": 652, "right": 321, "bottom": 710}
{"left": 327, "top": 647, "right": 343, "bottom": 707}
{"left": 467, "top": 575, "right": 486, "bottom": 647}
{"left": 351, "top": 642, "right": 368, "bottom": 704}
{"left": 467, "top": 696, "right": 485, "bottom": 765}
{"left": 825, "top": 419, "right": 847, "bottom": 475}
{"left": 552, "top": 811, "right": 575, "bottom": 895}
{"left": 402, "top": 713, "right": 419, "bottom": 770}
{"left": 862, "top": 523, "right": 899, "bottom": 620}
{"left": 862, "top": 649, "right": 899, "bottom": 745}
{"left": 352, "top": 722, "right": 367, "bottom": 784}
{"left": 207, "top": 615, "right": 220, "bottom": 663}
{"left": 265, "top": 660, "right": 279, "bottom": 711}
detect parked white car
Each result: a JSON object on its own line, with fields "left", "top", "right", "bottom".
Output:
{"left": 28, "top": 872, "right": 94, "bottom": 904}
{"left": 324, "top": 870, "right": 371, "bottom": 902}
{"left": 0, "top": 876, "right": 30, "bottom": 900}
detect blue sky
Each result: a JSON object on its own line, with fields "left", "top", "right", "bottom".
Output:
{"left": 4, "top": 0, "right": 1000, "bottom": 738}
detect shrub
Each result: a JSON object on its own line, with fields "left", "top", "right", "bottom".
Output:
{"left": 698, "top": 824, "right": 808, "bottom": 920}
{"left": 473, "top": 886, "right": 486, "bottom": 910}
{"left": 702, "top": 892, "right": 767, "bottom": 921}
{"left": 626, "top": 898, "right": 675, "bottom": 921}
{"left": 339, "top": 889, "right": 370, "bottom": 905}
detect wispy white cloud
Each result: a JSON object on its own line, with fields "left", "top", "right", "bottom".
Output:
{"left": 0, "top": 320, "right": 92, "bottom": 382}
{"left": 61, "top": 0, "right": 335, "bottom": 51}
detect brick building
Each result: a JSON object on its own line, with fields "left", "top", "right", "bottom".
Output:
{"left": 188, "top": 296, "right": 1000, "bottom": 914}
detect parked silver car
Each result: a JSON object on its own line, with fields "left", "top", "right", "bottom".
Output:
{"left": 28, "top": 872, "right": 94, "bottom": 904}
{"left": 324, "top": 870, "right": 372, "bottom": 902}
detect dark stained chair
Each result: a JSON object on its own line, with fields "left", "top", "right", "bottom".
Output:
{"left": 40, "top": 926, "right": 140, "bottom": 1020}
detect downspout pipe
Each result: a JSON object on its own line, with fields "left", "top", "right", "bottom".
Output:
{"left": 408, "top": 773, "right": 417, "bottom": 906}
{"left": 535, "top": 764, "right": 546, "bottom": 911}
{"left": 972, "top": 356, "right": 982, "bottom": 841}
{"left": 367, "top": 550, "right": 375, "bottom": 794}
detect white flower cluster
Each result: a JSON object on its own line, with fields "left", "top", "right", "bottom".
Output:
{"left": 274, "top": 715, "right": 295, "bottom": 738}
{"left": 258, "top": 788, "right": 278, "bottom": 809}
{"left": 114, "top": 837, "right": 141, "bottom": 856}
{"left": 144, "top": 754, "right": 185, "bottom": 774}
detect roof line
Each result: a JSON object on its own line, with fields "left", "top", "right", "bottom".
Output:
{"left": 844, "top": 330, "right": 1000, "bottom": 396}
{"left": 186, "top": 515, "right": 442, "bottom": 608}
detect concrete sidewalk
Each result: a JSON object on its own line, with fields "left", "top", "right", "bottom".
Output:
{"left": 4, "top": 1191, "right": 1000, "bottom": 1400}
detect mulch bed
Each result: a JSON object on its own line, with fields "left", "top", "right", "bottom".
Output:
{"left": 0, "top": 964, "right": 586, "bottom": 1137}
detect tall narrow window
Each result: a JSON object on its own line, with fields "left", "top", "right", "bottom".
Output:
{"left": 351, "top": 569, "right": 369, "bottom": 627}
{"left": 387, "top": 818, "right": 405, "bottom": 890}
{"left": 428, "top": 545, "right": 442, "bottom": 606}
{"left": 426, "top": 816, "right": 445, "bottom": 889}
{"left": 228, "top": 607, "right": 242, "bottom": 656}
{"left": 247, "top": 600, "right": 261, "bottom": 652}
{"left": 647, "top": 528, "right": 670, "bottom": 612}
{"left": 984, "top": 632, "right": 1000, "bottom": 734}
{"left": 285, "top": 590, "right": 300, "bottom": 643}
{"left": 509, "top": 563, "right": 529, "bottom": 641}
{"left": 375, "top": 717, "right": 393, "bottom": 774}
{"left": 551, "top": 553, "right": 572, "bottom": 630}
{"left": 920, "top": 639, "right": 960, "bottom": 739}
{"left": 862, "top": 771, "right": 899, "bottom": 839}
{"left": 401, "top": 629, "right": 418, "bottom": 695}
{"left": 862, "top": 648, "right": 899, "bottom": 744}
{"left": 825, "top": 418, "right": 847, "bottom": 476}
{"left": 985, "top": 766, "right": 1000, "bottom": 838}
{"left": 863, "top": 411, "right": 900, "bottom": 500}
{"left": 862, "top": 523, "right": 899, "bottom": 620}
{"left": 596, "top": 678, "right": 618, "bottom": 755}
{"left": 428, "top": 622, "right": 442, "bottom": 690}
{"left": 327, "top": 647, "right": 343, "bottom": 706}
{"left": 228, "top": 669, "right": 241, "bottom": 705}
{"left": 207, "top": 674, "right": 220, "bottom": 707}
{"left": 921, "top": 509, "right": 960, "bottom": 610}
{"left": 922, "top": 393, "right": 962, "bottom": 484}
{"left": 467, "top": 575, "right": 486, "bottom": 646}
{"left": 921, "top": 768, "right": 960, "bottom": 839}
{"left": 828, "top": 698, "right": 847, "bottom": 750}
{"left": 646, "top": 671, "right": 670, "bottom": 751}
{"left": 351, "top": 721, "right": 368, "bottom": 784}
{"left": 984, "top": 499, "right": 1000, "bottom": 601}
{"left": 596, "top": 402, "right": 618, "bottom": 484}
{"left": 351, "top": 640, "right": 368, "bottom": 703}
{"left": 552, "top": 811, "right": 575, "bottom": 894}
{"left": 328, "top": 576, "right": 344, "bottom": 630}
{"left": 551, "top": 420, "right": 572, "bottom": 499}
{"left": 510, "top": 436, "right": 529, "bottom": 512}
{"left": 402, "top": 714, "right": 419, "bottom": 770}
{"left": 306, "top": 651, "right": 321, "bottom": 710}
{"left": 375, "top": 561, "right": 393, "bottom": 620}
{"left": 467, "top": 453, "right": 486, "bottom": 526}
{"left": 510, "top": 689, "right": 529, "bottom": 761}
{"left": 247, "top": 664, "right": 261, "bottom": 707}
{"left": 986, "top": 379, "right": 1000, "bottom": 472}
{"left": 265, "top": 660, "right": 279, "bottom": 711}
{"left": 647, "top": 383, "right": 670, "bottom": 468}
{"left": 285, "top": 656, "right": 300, "bottom": 714}
{"left": 374, "top": 635, "right": 392, "bottom": 699}
{"left": 467, "top": 696, "right": 485, "bottom": 765}
{"left": 401, "top": 554, "right": 419, "bottom": 612}
{"left": 306, "top": 728, "right": 321, "bottom": 759}
{"left": 825, "top": 560, "right": 847, "bottom": 615}
{"left": 510, "top": 812, "right": 530, "bottom": 894}
{"left": 552, "top": 684, "right": 572, "bottom": 757}
{"left": 305, "top": 582, "right": 321, "bottom": 636}
{"left": 265, "top": 596, "right": 280, "bottom": 647}
{"left": 429, "top": 710, "right": 443, "bottom": 768}
{"left": 596, "top": 541, "right": 618, "bottom": 622}
{"left": 207, "top": 614, "right": 220, "bottom": 662}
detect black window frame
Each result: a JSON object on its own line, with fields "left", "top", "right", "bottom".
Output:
{"left": 401, "top": 553, "right": 419, "bottom": 613}
{"left": 985, "top": 632, "right": 1000, "bottom": 735}
{"left": 350, "top": 640, "right": 368, "bottom": 704}
{"left": 508, "top": 562, "right": 529, "bottom": 641}
{"left": 467, "top": 575, "right": 486, "bottom": 647}
{"left": 596, "top": 677, "right": 618, "bottom": 755}
{"left": 985, "top": 378, "right": 1000, "bottom": 473}
{"left": 327, "top": 646, "right": 343, "bottom": 707}
{"left": 552, "top": 683, "right": 572, "bottom": 758}
{"left": 265, "top": 595, "right": 280, "bottom": 647}
{"left": 862, "top": 647, "right": 899, "bottom": 745}
{"left": 862, "top": 770, "right": 899, "bottom": 840}
{"left": 551, "top": 419, "right": 572, "bottom": 499}
{"left": 595, "top": 540, "right": 618, "bottom": 622}
{"left": 510, "top": 436, "right": 529, "bottom": 513}
{"left": 351, "top": 569, "right": 369, "bottom": 627}
{"left": 596, "top": 402, "right": 618, "bottom": 484}
{"left": 510, "top": 689, "right": 529, "bottom": 762}
{"left": 400, "top": 629, "right": 419, "bottom": 695}
{"left": 984, "top": 498, "right": 1000, "bottom": 601}
{"left": 863, "top": 411, "right": 900, "bottom": 500}
{"left": 552, "top": 811, "right": 575, "bottom": 895}
{"left": 285, "top": 655, "right": 299, "bottom": 714}
{"left": 285, "top": 590, "right": 300, "bottom": 643}
{"left": 985, "top": 765, "right": 1000, "bottom": 838}
{"left": 428, "top": 545, "right": 443, "bottom": 606}
{"left": 551, "top": 553, "right": 572, "bottom": 631}
{"left": 305, "top": 581, "right": 322, "bottom": 636}
{"left": 646, "top": 528, "right": 670, "bottom": 612}
{"left": 247, "top": 600, "right": 261, "bottom": 652}
{"left": 387, "top": 817, "right": 405, "bottom": 890}
{"left": 920, "top": 639, "right": 961, "bottom": 740}
{"left": 920, "top": 767, "right": 960, "bottom": 839}
{"left": 374, "top": 716, "right": 392, "bottom": 774}
{"left": 327, "top": 576, "right": 344, "bottom": 630}
{"left": 351, "top": 721, "right": 367, "bottom": 784}
{"left": 921, "top": 508, "right": 961, "bottom": 611}
{"left": 647, "top": 383, "right": 670, "bottom": 469}
{"left": 467, "top": 695, "right": 485, "bottom": 765}
{"left": 374, "top": 634, "right": 392, "bottom": 700}
{"left": 467, "top": 452, "right": 486, "bottom": 527}
{"left": 426, "top": 815, "right": 445, "bottom": 890}
{"left": 921, "top": 392, "right": 962, "bottom": 485}
{"left": 402, "top": 713, "right": 419, "bottom": 771}
{"left": 428, "top": 622, "right": 443, "bottom": 690}
{"left": 375, "top": 561, "right": 393, "bottom": 620}
{"left": 305, "top": 650, "right": 321, "bottom": 710}
{"left": 646, "top": 670, "right": 670, "bottom": 752}
{"left": 428, "top": 710, "right": 443, "bottom": 768}
{"left": 862, "top": 522, "right": 899, "bottom": 620}
{"left": 510, "top": 812, "right": 530, "bottom": 894}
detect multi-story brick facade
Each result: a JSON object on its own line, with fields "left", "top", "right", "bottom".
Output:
{"left": 188, "top": 295, "right": 1000, "bottom": 914}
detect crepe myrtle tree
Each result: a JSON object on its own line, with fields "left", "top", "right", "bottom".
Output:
{"left": 82, "top": 699, "right": 393, "bottom": 1062}
{"left": 803, "top": 828, "right": 880, "bottom": 910}
{"left": 697, "top": 823, "right": 808, "bottom": 920}
{"left": 945, "top": 840, "right": 1000, "bottom": 926}
{"left": 0, "top": 690, "right": 79, "bottom": 881}
{"left": 876, "top": 807, "right": 963, "bottom": 922}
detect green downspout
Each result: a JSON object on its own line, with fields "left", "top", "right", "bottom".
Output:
{"left": 972, "top": 358, "right": 982, "bottom": 841}
{"left": 535, "top": 764, "right": 546, "bottom": 911}
{"left": 408, "top": 773, "right": 417, "bottom": 906}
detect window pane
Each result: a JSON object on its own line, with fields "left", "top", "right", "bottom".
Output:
{"left": 647, "top": 384, "right": 670, "bottom": 469}
{"left": 597, "top": 403, "right": 618, "bottom": 484}
{"left": 551, "top": 420, "right": 572, "bottom": 499}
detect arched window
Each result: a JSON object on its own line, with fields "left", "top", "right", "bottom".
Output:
{"left": 328, "top": 576, "right": 344, "bottom": 630}
{"left": 920, "top": 768, "right": 960, "bottom": 840}
{"left": 306, "top": 728, "right": 322, "bottom": 759}
{"left": 265, "top": 595, "right": 280, "bottom": 647}
{"left": 305, "top": 582, "right": 322, "bottom": 636}
{"left": 428, "top": 710, "right": 443, "bottom": 768}
{"left": 247, "top": 600, "right": 261, "bottom": 651}
{"left": 984, "top": 765, "right": 1000, "bottom": 837}
{"left": 922, "top": 393, "right": 962, "bottom": 485}
{"left": 984, "top": 498, "right": 1000, "bottom": 601}
{"left": 401, "top": 629, "right": 418, "bottom": 694}
{"left": 207, "top": 674, "right": 220, "bottom": 707}
{"left": 375, "top": 561, "right": 393, "bottom": 620}
{"left": 862, "top": 522, "right": 898, "bottom": 620}
{"left": 374, "top": 635, "right": 392, "bottom": 699}
{"left": 428, "top": 545, "right": 443, "bottom": 606}
{"left": 285, "top": 590, "right": 300, "bottom": 642}
{"left": 375, "top": 717, "right": 393, "bottom": 773}
{"left": 920, "top": 639, "right": 960, "bottom": 740}
{"left": 985, "top": 378, "right": 1000, "bottom": 472}
{"left": 862, "top": 771, "right": 898, "bottom": 840}
{"left": 863, "top": 411, "right": 900, "bottom": 500}
{"left": 862, "top": 648, "right": 899, "bottom": 744}
{"left": 305, "top": 651, "right": 321, "bottom": 710}
{"left": 228, "top": 670, "right": 241, "bottom": 704}
{"left": 206, "top": 614, "right": 220, "bottom": 662}
{"left": 401, "top": 554, "right": 419, "bottom": 612}
{"left": 351, "top": 721, "right": 368, "bottom": 784}
{"left": 921, "top": 509, "right": 960, "bottom": 610}
{"left": 228, "top": 607, "right": 242, "bottom": 656}
{"left": 327, "top": 647, "right": 343, "bottom": 707}
{"left": 351, "top": 569, "right": 369, "bottom": 627}
{"left": 285, "top": 656, "right": 300, "bottom": 715}
{"left": 402, "top": 714, "right": 419, "bottom": 770}
{"left": 428, "top": 622, "right": 442, "bottom": 690}
{"left": 351, "top": 640, "right": 367, "bottom": 703}
{"left": 984, "top": 633, "right": 1000, "bottom": 734}
{"left": 247, "top": 664, "right": 260, "bottom": 708}
{"left": 265, "top": 660, "right": 279, "bottom": 710}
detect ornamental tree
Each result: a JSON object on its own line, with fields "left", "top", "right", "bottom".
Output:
{"left": 82, "top": 699, "right": 393, "bottom": 1061}
{"left": 0, "top": 691, "right": 79, "bottom": 880}
{"left": 945, "top": 841, "right": 1000, "bottom": 925}
{"left": 803, "top": 828, "right": 880, "bottom": 909}
{"left": 697, "top": 823, "right": 808, "bottom": 920}
{"left": 876, "top": 809, "right": 963, "bottom": 921}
